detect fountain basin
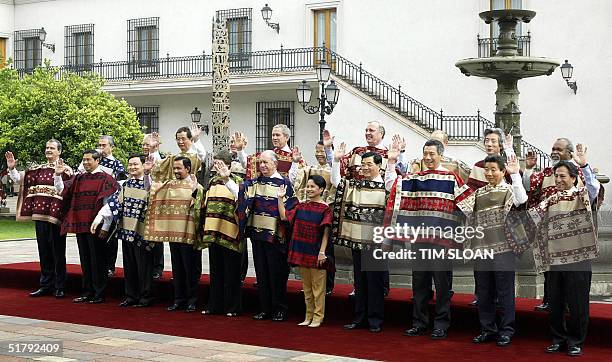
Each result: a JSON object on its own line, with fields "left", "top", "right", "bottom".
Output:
{"left": 455, "top": 56, "right": 560, "bottom": 79}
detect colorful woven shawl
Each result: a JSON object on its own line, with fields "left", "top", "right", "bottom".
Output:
{"left": 61, "top": 172, "right": 118, "bottom": 235}
{"left": 16, "top": 164, "right": 71, "bottom": 225}
{"left": 144, "top": 178, "right": 204, "bottom": 248}
{"left": 151, "top": 152, "right": 202, "bottom": 183}
{"left": 527, "top": 187, "right": 598, "bottom": 273}
{"left": 236, "top": 176, "right": 298, "bottom": 244}
{"left": 331, "top": 178, "right": 387, "bottom": 250}
{"left": 201, "top": 173, "right": 244, "bottom": 253}
{"left": 292, "top": 164, "right": 336, "bottom": 204}
{"left": 340, "top": 146, "right": 389, "bottom": 180}
{"left": 384, "top": 170, "right": 474, "bottom": 248}
{"left": 108, "top": 178, "right": 152, "bottom": 250}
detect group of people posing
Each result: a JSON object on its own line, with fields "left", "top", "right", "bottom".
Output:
{"left": 4, "top": 120, "right": 602, "bottom": 357}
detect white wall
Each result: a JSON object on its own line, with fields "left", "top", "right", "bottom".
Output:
{"left": 0, "top": 2, "right": 14, "bottom": 59}
{"left": 122, "top": 88, "right": 321, "bottom": 164}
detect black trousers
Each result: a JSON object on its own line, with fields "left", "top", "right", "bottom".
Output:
{"left": 240, "top": 240, "right": 249, "bottom": 282}
{"left": 352, "top": 248, "right": 386, "bottom": 329}
{"left": 76, "top": 233, "right": 107, "bottom": 299}
{"left": 542, "top": 271, "right": 550, "bottom": 304}
{"left": 251, "top": 239, "right": 289, "bottom": 315}
{"left": 34, "top": 221, "right": 66, "bottom": 291}
{"left": 326, "top": 244, "right": 335, "bottom": 293}
{"left": 548, "top": 262, "right": 592, "bottom": 348}
{"left": 474, "top": 252, "right": 516, "bottom": 337}
{"left": 105, "top": 224, "right": 118, "bottom": 272}
{"left": 152, "top": 242, "right": 164, "bottom": 275}
{"left": 169, "top": 242, "right": 202, "bottom": 306}
{"left": 207, "top": 243, "right": 242, "bottom": 314}
{"left": 122, "top": 240, "right": 153, "bottom": 305}
{"left": 411, "top": 244, "right": 452, "bottom": 331}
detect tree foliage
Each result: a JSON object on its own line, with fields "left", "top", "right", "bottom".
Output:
{"left": 0, "top": 64, "right": 143, "bottom": 168}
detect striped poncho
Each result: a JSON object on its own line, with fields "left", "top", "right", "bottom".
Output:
{"left": 108, "top": 178, "right": 152, "bottom": 250}
{"left": 285, "top": 201, "right": 333, "bottom": 269}
{"left": 293, "top": 164, "right": 336, "bottom": 204}
{"left": 201, "top": 173, "right": 244, "bottom": 253}
{"left": 384, "top": 170, "right": 474, "bottom": 248}
{"left": 245, "top": 148, "right": 305, "bottom": 180}
{"left": 467, "top": 158, "right": 516, "bottom": 191}
{"left": 16, "top": 164, "right": 72, "bottom": 225}
{"left": 340, "top": 146, "right": 390, "bottom": 180}
{"left": 236, "top": 175, "right": 298, "bottom": 244}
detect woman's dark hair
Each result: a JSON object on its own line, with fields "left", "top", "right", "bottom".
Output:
{"left": 308, "top": 174, "right": 327, "bottom": 189}
{"left": 553, "top": 160, "right": 579, "bottom": 185}
{"left": 484, "top": 155, "right": 506, "bottom": 170}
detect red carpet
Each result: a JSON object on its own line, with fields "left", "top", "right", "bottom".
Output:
{"left": 1, "top": 262, "right": 612, "bottom": 361}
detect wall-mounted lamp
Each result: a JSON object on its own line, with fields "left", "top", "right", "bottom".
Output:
{"left": 560, "top": 59, "right": 577, "bottom": 94}
{"left": 39, "top": 27, "right": 55, "bottom": 53}
{"left": 190, "top": 107, "right": 209, "bottom": 135}
{"left": 261, "top": 4, "right": 280, "bottom": 33}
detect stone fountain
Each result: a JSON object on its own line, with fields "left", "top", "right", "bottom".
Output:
{"left": 455, "top": 9, "right": 560, "bottom": 156}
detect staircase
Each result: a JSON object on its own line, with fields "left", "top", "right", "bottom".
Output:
{"left": 321, "top": 47, "right": 551, "bottom": 168}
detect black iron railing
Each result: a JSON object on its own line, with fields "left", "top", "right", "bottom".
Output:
{"left": 13, "top": 45, "right": 550, "bottom": 168}
{"left": 477, "top": 33, "right": 531, "bottom": 58}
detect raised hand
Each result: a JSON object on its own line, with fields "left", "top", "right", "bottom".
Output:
{"left": 189, "top": 174, "right": 199, "bottom": 191}
{"left": 334, "top": 142, "right": 347, "bottom": 162}
{"left": 292, "top": 146, "right": 303, "bottom": 163}
{"left": 503, "top": 133, "right": 514, "bottom": 153}
{"left": 506, "top": 153, "right": 520, "bottom": 175}
{"left": 322, "top": 129, "right": 335, "bottom": 149}
{"left": 525, "top": 150, "right": 537, "bottom": 170}
{"left": 190, "top": 122, "right": 202, "bottom": 142}
{"left": 5, "top": 151, "right": 16, "bottom": 170}
{"left": 392, "top": 134, "right": 406, "bottom": 152}
{"left": 573, "top": 143, "right": 588, "bottom": 167}
{"left": 233, "top": 132, "right": 247, "bottom": 151}
{"left": 277, "top": 184, "right": 287, "bottom": 198}
{"left": 388, "top": 136, "right": 402, "bottom": 163}
{"left": 214, "top": 160, "right": 231, "bottom": 179}
{"left": 54, "top": 159, "right": 66, "bottom": 176}
{"left": 144, "top": 155, "right": 155, "bottom": 173}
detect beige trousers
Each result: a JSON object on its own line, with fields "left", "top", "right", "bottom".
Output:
{"left": 300, "top": 266, "right": 327, "bottom": 323}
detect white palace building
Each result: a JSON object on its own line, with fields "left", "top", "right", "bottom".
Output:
{"left": 0, "top": 0, "right": 610, "bottom": 199}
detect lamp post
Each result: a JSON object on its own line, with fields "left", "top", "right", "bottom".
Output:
{"left": 296, "top": 62, "right": 339, "bottom": 141}
{"left": 261, "top": 4, "right": 280, "bottom": 33}
{"left": 190, "top": 107, "right": 209, "bottom": 135}
{"left": 560, "top": 59, "right": 577, "bottom": 94}
{"left": 38, "top": 27, "right": 55, "bottom": 53}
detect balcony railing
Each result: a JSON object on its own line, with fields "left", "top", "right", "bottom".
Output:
{"left": 477, "top": 32, "right": 531, "bottom": 58}
{"left": 12, "top": 45, "right": 550, "bottom": 168}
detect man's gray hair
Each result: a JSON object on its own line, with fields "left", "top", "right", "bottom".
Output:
{"left": 368, "top": 121, "right": 385, "bottom": 138}
{"left": 260, "top": 150, "right": 278, "bottom": 163}
{"left": 272, "top": 124, "right": 291, "bottom": 139}
{"left": 484, "top": 128, "right": 504, "bottom": 150}
{"left": 47, "top": 139, "right": 62, "bottom": 152}
{"left": 100, "top": 135, "right": 115, "bottom": 147}
{"left": 556, "top": 137, "right": 574, "bottom": 153}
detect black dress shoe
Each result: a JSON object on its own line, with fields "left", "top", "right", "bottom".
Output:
{"left": 29, "top": 288, "right": 52, "bottom": 297}
{"left": 134, "top": 302, "right": 150, "bottom": 308}
{"left": 496, "top": 335, "right": 511, "bottom": 347}
{"left": 72, "top": 296, "right": 90, "bottom": 303}
{"left": 54, "top": 290, "right": 65, "bottom": 298}
{"left": 88, "top": 297, "right": 105, "bottom": 304}
{"left": 369, "top": 326, "right": 382, "bottom": 333}
{"left": 469, "top": 299, "right": 478, "bottom": 307}
{"left": 534, "top": 302, "right": 549, "bottom": 311}
{"left": 567, "top": 346, "right": 582, "bottom": 356}
{"left": 326, "top": 290, "right": 333, "bottom": 296}
{"left": 185, "top": 305, "right": 197, "bottom": 313}
{"left": 473, "top": 332, "right": 497, "bottom": 344}
{"left": 107, "top": 270, "right": 115, "bottom": 278}
{"left": 252, "top": 312, "right": 270, "bottom": 320}
{"left": 272, "top": 311, "right": 287, "bottom": 322}
{"left": 152, "top": 272, "right": 161, "bottom": 279}
{"left": 545, "top": 343, "right": 566, "bottom": 353}
{"left": 431, "top": 329, "right": 448, "bottom": 340}
{"left": 119, "top": 299, "right": 136, "bottom": 307}
{"left": 383, "top": 288, "right": 389, "bottom": 298}
{"left": 344, "top": 322, "right": 367, "bottom": 330}
{"left": 404, "top": 326, "right": 427, "bottom": 336}
{"left": 167, "top": 303, "right": 186, "bottom": 311}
